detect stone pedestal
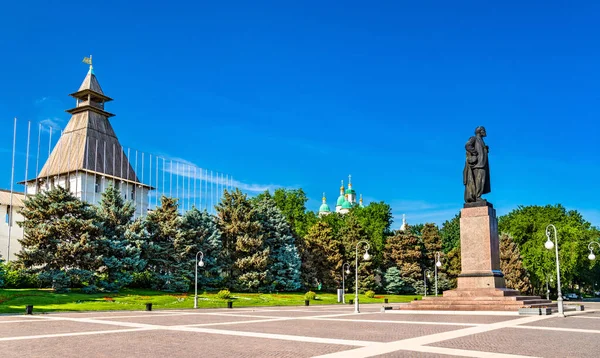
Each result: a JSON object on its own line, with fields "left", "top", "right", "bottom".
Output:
{"left": 398, "top": 201, "right": 554, "bottom": 311}
{"left": 457, "top": 203, "right": 505, "bottom": 289}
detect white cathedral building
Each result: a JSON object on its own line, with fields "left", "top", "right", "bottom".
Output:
{"left": 318, "top": 175, "right": 364, "bottom": 217}
{"left": 1, "top": 61, "right": 151, "bottom": 261}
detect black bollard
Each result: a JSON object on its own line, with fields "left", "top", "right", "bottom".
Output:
{"left": 227, "top": 301, "right": 233, "bottom": 309}
{"left": 384, "top": 298, "right": 388, "bottom": 304}
{"left": 145, "top": 303, "right": 152, "bottom": 311}
{"left": 305, "top": 300, "right": 310, "bottom": 306}
{"left": 25, "top": 305, "right": 33, "bottom": 315}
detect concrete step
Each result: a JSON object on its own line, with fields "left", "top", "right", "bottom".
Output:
{"left": 397, "top": 304, "right": 533, "bottom": 311}
{"left": 442, "top": 288, "right": 521, "bottom": 297}
{"left": 410, "top": 299, "right": 552, "bottom": 307}
{"left": 422, "top": 295, "right": 544, "bottom": 302}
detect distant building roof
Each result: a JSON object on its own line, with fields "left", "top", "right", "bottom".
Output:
{"left": 0, "top": 189, "right": 25, "bottom": 207}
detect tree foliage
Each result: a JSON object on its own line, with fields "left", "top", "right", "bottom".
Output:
{"left": 440, "top": 212, "right": 460, "bottom": 254}
{"left": 500, "top": 233, "right": 532, "bottom": 294}
{"left": 302, "top": 221, "right": 342, "bottom": 290}
{"left": 217, "top": 189, "right": 269, "bottom": 291}
{"left": 95, "top": 184, "right": 144, "bottom": 292}
{"left": 255, "top": 196, "right": 302, "bottom": 291}
{"left": 17, "top": 187, "right": 99, "bottom": 292}
{"left": 177, "top": 208, "right": 224, "bottom": 290}
{"left": 340, "top": 215, "right": 377, "bottom": 292}
{"left": 143, "top": 196, "right": 188, "bottom": 292}
{"left": 384, "top": 226, "right": 423, "bottom": 293}
{"left": 499, "top": 204, "right": 598, "bottom": 294}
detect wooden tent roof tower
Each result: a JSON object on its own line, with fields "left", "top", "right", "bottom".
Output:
{"left": 28, "top": 64, "right": 150, "bottom": 188}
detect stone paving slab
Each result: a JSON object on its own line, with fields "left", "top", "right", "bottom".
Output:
{"left": 0, "top": 315, "right": 40, "bottom": 322}
{"left": 373, "top": 352, "right": 469, "bottom": 358}
{"left": 229, "top": 309, "right": 350, "bottom": 318}
{"left": 0, "top": 330, "right": 354, "bottom": 358}
{"left": 94, "top": 312, "right": 277, "bottom": 326}
{"left": 429, "top": 327, "right": 600, "bottom": 358}
{"left": 521, "top": 315, "right": 600, "bottom": 331}
{"left": 207, "top": 319, "right": 469, "bottom": 343}
{"left": 36, "top": 310, "right": 181, "bottom": 318}
{"left": 335, "top": 313, "right": 520, "bottom": 324}
{"left": 0, "top": 319, "right": 128, "bottom": 338}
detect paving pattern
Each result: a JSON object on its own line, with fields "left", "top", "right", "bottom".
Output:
{"left": 1, "top": 303, "right": 599, "bottom": 357}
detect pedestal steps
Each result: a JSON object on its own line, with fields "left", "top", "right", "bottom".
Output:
{"left": 398, "top": 293, "right": 556, "bottom": 311}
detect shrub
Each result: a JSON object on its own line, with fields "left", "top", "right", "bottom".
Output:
{"left": 1, "top": 262, "right": 39, "bottom": 288}
{"left": 365, "top": 290, "right": 375, "bottom": 298}
{"left": 0, "top": 259, "right": 5, "bottom": 288}
{"left": 216, "top": 289, "right": 231, "bottom": 299}
{"left": 130, "top": 270, "right": 155, "bottom": 289}
{"left": 304, "top": 291, "right": 316, "bottom": 300}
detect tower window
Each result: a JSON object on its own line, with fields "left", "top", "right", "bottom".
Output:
{"left": 5, "top": 205, "right": 11, "bottom": 226}
{"left": 95, "top": 175, "right": 101, "bottom": 193}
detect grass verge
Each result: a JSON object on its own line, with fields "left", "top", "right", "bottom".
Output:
{"left": 0, "top": 289, "right": 420, "bottom": 314}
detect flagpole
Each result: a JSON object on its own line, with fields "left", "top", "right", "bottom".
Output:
{"left": 93, "top": 139, "right": 98, "bottom": 204}
{"left": 141, "top": 152, "right": 145, "bottom": 217}
{"left": 46, "top": 126, "right": 52, "bottom": 186}
{"left": 187, "top": 165, "right": 191, "bottom": 211}
{"left": 23, "top": 121, "right": 31, "bottom": 198}
{"left": 6, "top": 118, "right": 17, "bottom": 261}
{"left": 149, "top": 154, "right": 152, "bottom": 209}
{"left": 84, "top": 137, "right": 89, "bottom": 202}
{"left": 35, "top": 123, "right": 41, "bottom": 194}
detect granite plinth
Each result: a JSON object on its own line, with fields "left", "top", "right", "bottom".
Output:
{"left": 399, "top": 289, "right": 556, "bottom": 311}
{"left": 457, "top": 205, "right": 505, "bottom": 289}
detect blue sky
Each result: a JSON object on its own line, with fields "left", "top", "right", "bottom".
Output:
{"left": 0, "top": 1, "right": 598, "bottom": 228}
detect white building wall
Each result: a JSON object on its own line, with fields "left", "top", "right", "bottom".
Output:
{"left": 26, "top": 172, "right": 150, "bottom": 218}
{"left": 0, "top": 203, "right": 24, "bottom": 262}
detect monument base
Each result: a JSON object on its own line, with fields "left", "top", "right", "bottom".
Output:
{"left": 398, "top": 202, "right": 555, "bottom": 311}
{"left": 398, "top": 288, "right": 555, "bottom": 311}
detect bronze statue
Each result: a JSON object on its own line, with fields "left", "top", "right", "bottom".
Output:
{"left": 463, "top": 126, "right": 491, "bottom": 203}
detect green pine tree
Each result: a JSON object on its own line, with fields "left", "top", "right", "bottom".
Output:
{"left": 95, "top": 184, "right": 144, "bottom": 292}
{"left": 422, "top": 223, "right": 442, "bottom": 266}
{"left": 143, "top": 196, "right": 188, "bottom": 292}
{"left": 341, "top": 215, "right": 376, "bottom": 292}
{"left": 176, "top": 207, "right": 224, "bottom": 290}
{"left": 302, "top": 221, "right": 342, "bottom": 290}
{"left": 255, "top": 196, "right": 302, "bottom": 291}
{"left": 384, "top": 226, "right": 422, "bottom": 294}
{"left": 217, "top": 189, "right": 269, "bottom": 291}
{"left": 440, "top": 212, "right": 461, "bottom": 253}
{"left": 445, "top": 245, "right": 461, "bottom": 288}
{"left": 500, "top": 233, "right": 533, "bottom": 294}
{"left": 17, "top": 187, "right": 99, "bottom": 292}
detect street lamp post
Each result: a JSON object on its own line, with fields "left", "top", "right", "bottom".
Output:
{"left": 434, "top": 252, "right": 442, "bottom": 297}
{"left": 424, "top": 270, "right": 433, "bottom": 297}
{"left": 194, "top": 251, "right": 205, "bottom": 309}
{"left": 545, "top": 224, "right": 563, "bottom": 316}
{"left": 354, "top": 240, "right": 371, "bottom": 313}
{"left": 545, "top": 275, "right": 553, "bottom": 301}
{"left": 342, "top": 263, "right": 350, "bottom": 304}
{"left": 587, "top": 241, "right": 600, "bottom": 261}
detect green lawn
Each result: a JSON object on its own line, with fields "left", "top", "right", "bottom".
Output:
{"left": 0, "top": 289, "right": 421, "bottom": 314}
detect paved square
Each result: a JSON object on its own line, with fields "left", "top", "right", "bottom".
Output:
{"left": 1, "top": 303, "right": 599, "bottom": 357}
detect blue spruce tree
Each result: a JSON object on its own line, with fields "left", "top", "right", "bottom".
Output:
{"left": 17, "top": 187, "right": 99, "bottom": 292}
{"left": 255, "top": 196, "right": 302, "bottom": 291}
{"left": 177, "top": 208, "right": 223, "bottom": 290}
{"left": 143, "top": 196, "right": 188, "bottom": 292}
{"left": 95, "top": 184, "right": 144, "bottom": 292}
